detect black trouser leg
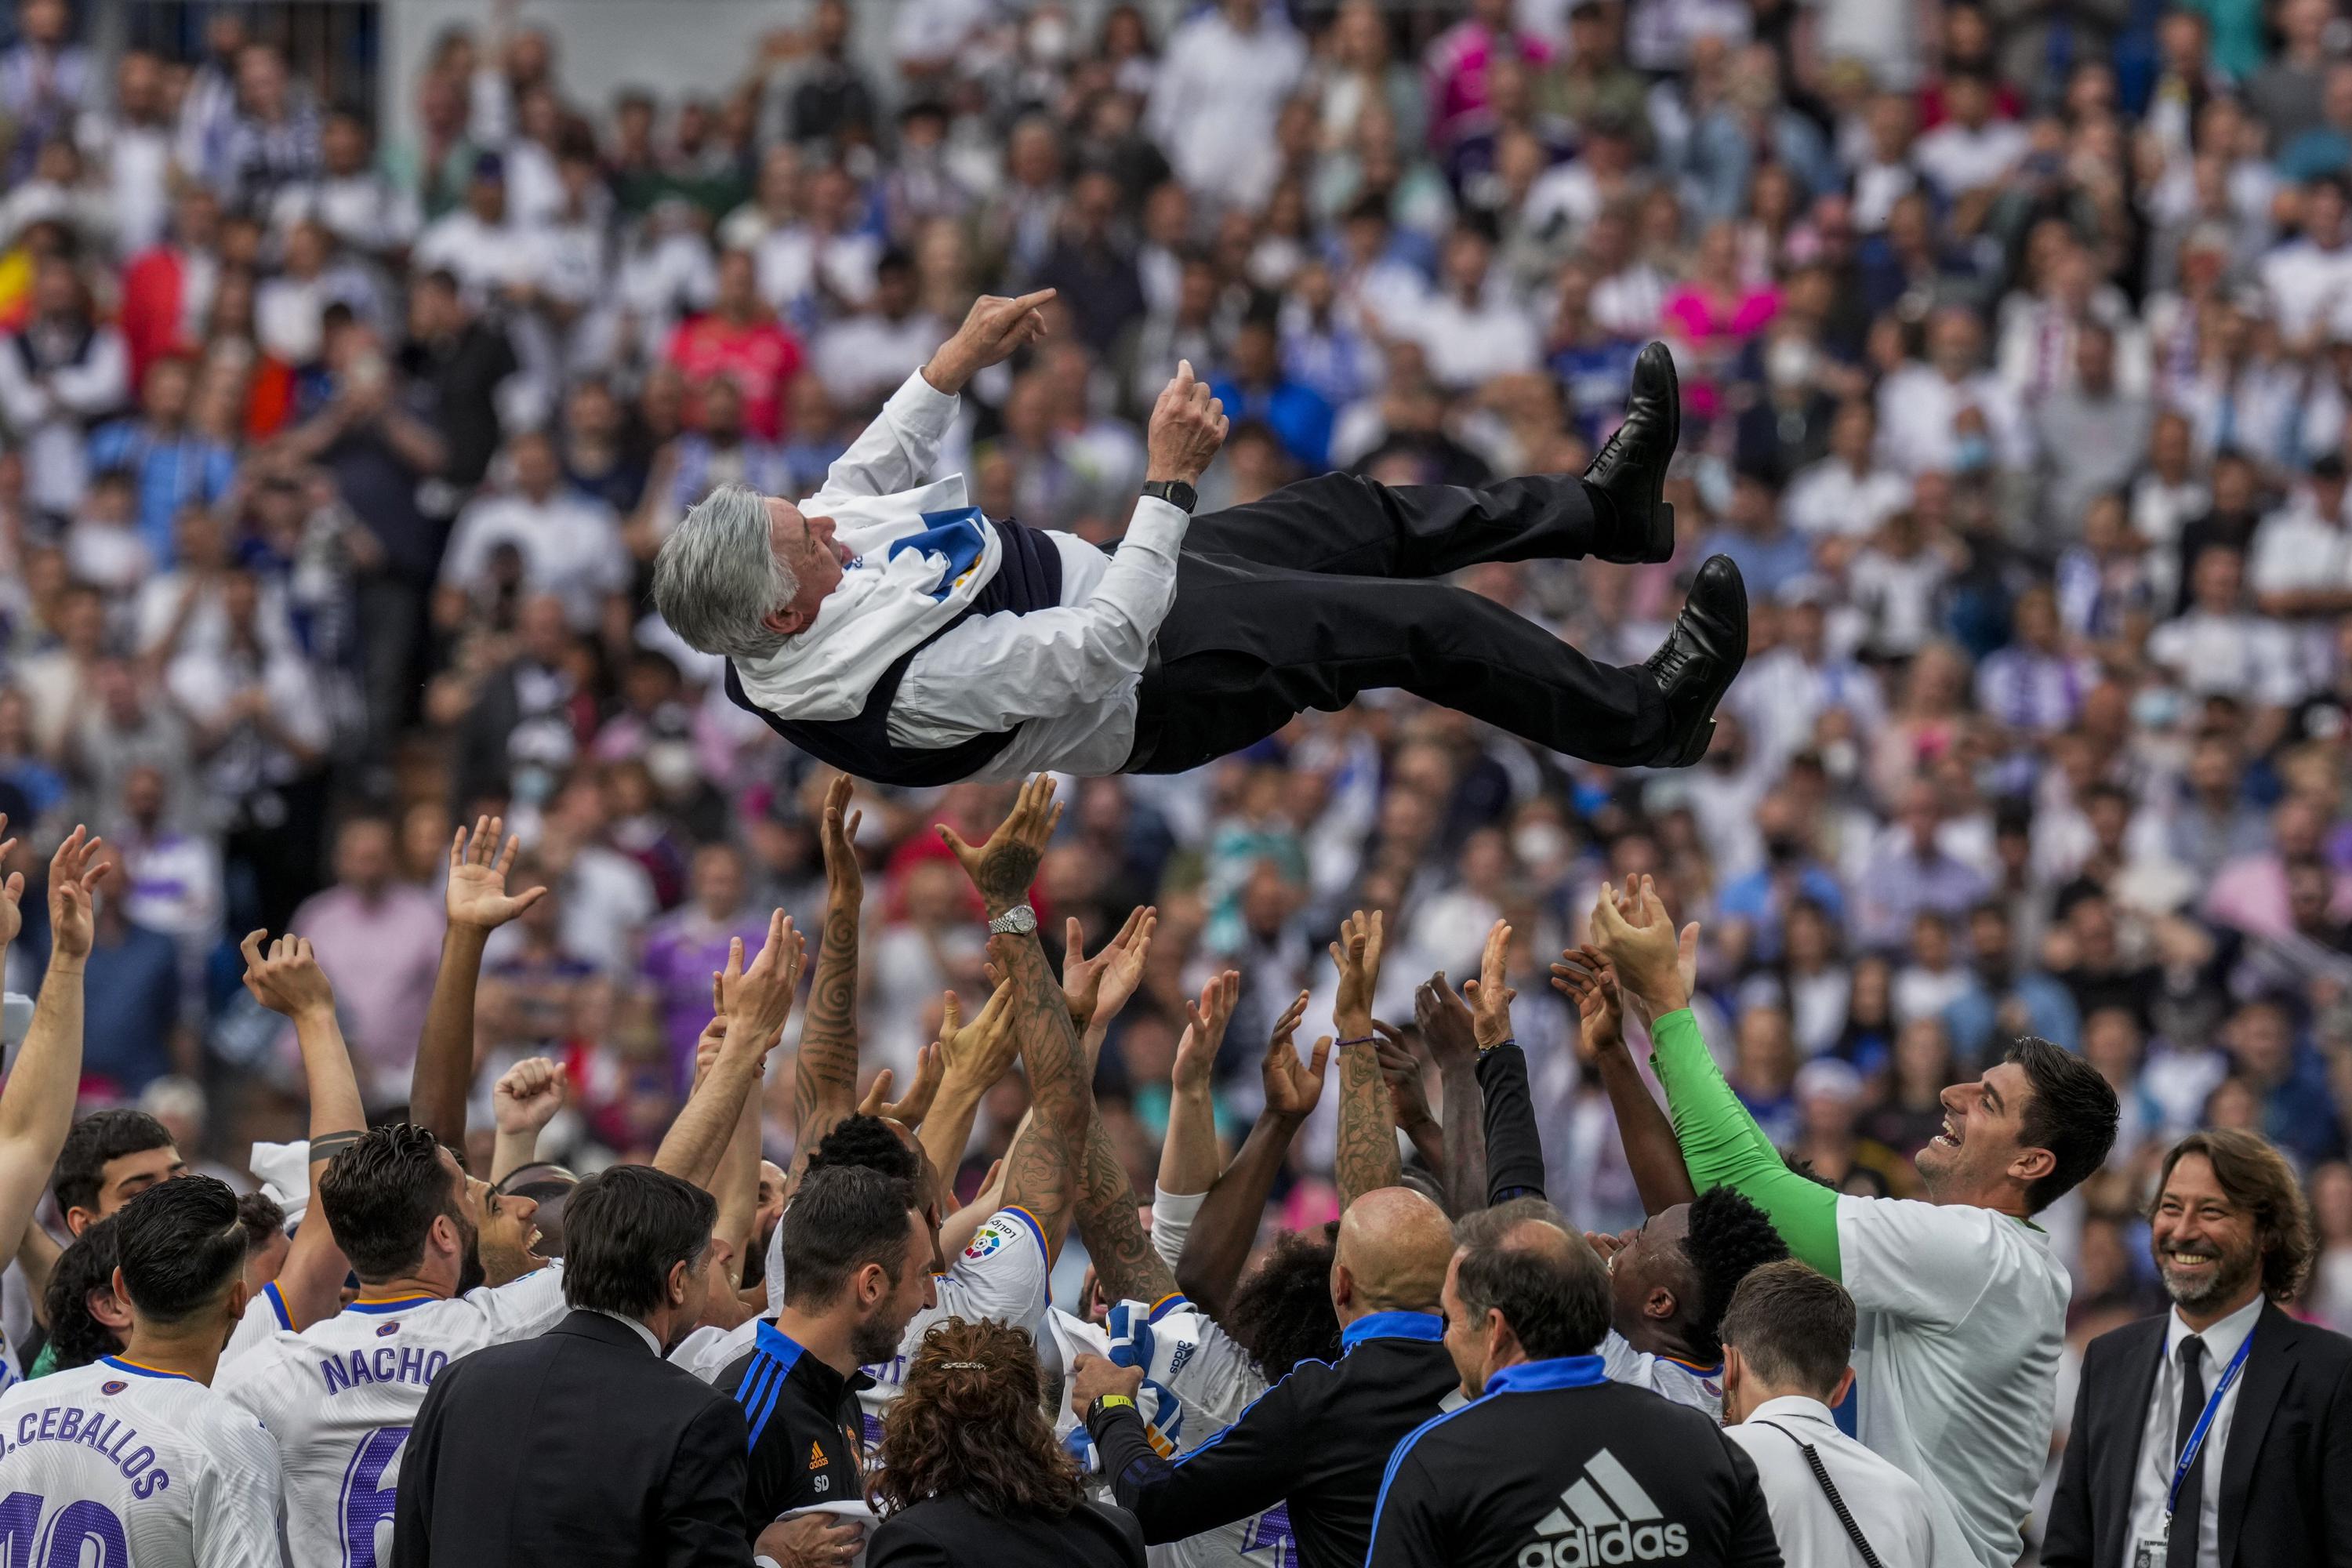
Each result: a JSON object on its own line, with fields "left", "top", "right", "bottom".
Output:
{"left": 1125, "top": 554, "right": 1662, "bottom": 774}
{"left": 1184, "top": 470, "right": 1603, "bottom": 577}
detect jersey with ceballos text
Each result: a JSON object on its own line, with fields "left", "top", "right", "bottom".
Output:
{"left": 215, "top": 1264, "right": 568, "bottom": 1568}
{"left": 1044, "top": 1294, "right": 1297, "bottom": 1568}
{"left": 0, "top": 1354, "right": 283, "bottom": 1568}
{"left": 716, "top": 1205, "right": 1051, "bottom": 1445}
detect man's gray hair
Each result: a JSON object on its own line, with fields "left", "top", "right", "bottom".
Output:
{"left": 651, "top": 483, "right": 797, "bottom": 660}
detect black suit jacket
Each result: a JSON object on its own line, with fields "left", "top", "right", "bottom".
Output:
{"left": 867, "top": 1494, "right": 1145, "bottom": 1568}
{"left": 392, "top": 1309, "right": 754, "bottom": 1568}
{"left": 2043, "top": 1301, "right": 2352, "bottom": 1568}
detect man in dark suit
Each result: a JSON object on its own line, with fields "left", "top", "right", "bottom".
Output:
{"left": 2045, "top": 1129, "right": 2352, "bottom": 1568}
{"left": 393, "top": 1164, "right": 803, "bottom": 1568}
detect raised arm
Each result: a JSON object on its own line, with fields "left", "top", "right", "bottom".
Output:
{"left": 1370, "top": 1022, "right": 1446, "bottom": 1192}
{"left": 0, "top": 826, "right": 99, "bottom": 1269}
{"left": 1592, "top": 878, "right": 1841, "bottom": 1275}
{"left": 412, "top": 818, "right": 547, "bottom": 1145}
{"left": 903, "top": 981, "right": 1013, "bottom": 1214}
{"left": 936, "top": 776, "right": 1087, "bottom": 1254}
{"left": 1159, "top": 971, "right": 1237, "bottom": 1200}
{"left": 488, "top": 1057, "right": 567, "bottom": 1186}
{"left": 1174, "top": 993, "right": 1327, "bottom": 1319}
{"left": 238, "top": 931, "right": 365, "bottom": 1329}
{"left": 788, "top": 775, "right": 866, "bottom": 1184}
{"left": 808, "top": 291, "right": 1053, "bottom": 508}
{"left": 1330, "top": 909, "right": 1401, "bottom": 1207}
{"left": 1550, "top": 944, "right": 1696, "bottom": 1214}
{"left": 655, "top": 913, "right": 804, "bottom": 1190}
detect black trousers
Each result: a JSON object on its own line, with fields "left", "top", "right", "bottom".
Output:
{"left": 1123, "top": 471, "right": 1664, "bottom": 773}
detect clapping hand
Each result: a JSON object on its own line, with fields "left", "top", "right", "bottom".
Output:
{"left": 446, "top": 815, "right": 547, "bottom": 932}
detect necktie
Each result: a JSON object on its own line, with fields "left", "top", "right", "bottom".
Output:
{"left": 2167, "top": 1334, "right": 2208, "bottom": 1568}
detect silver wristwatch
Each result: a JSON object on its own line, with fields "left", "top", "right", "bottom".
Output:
{"left": 987, "top": 903, "right": 1039, "bottom": 936}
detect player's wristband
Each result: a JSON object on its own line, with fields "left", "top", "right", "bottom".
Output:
{"left": 1478, "top": 1036, "right": 1515, "bottom": 1058}
{"left": 1094, "top": 1394, "right": 1137, "bottom": 1414}
{"left": 1334, "top": 1034, "right": 1377, "bottom": 1049}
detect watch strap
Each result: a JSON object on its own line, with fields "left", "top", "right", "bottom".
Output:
{"left": 1141, "top": 478, "right": 1196, "bottom": 513}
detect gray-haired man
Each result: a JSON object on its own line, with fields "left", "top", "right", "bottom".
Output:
{"left": 653, "top": 296, "right": 1742, "bottom": 786}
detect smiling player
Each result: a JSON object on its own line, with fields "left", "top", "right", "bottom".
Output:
{"left": 1593, "top": 877, "right": 2119, "bottom": 1568}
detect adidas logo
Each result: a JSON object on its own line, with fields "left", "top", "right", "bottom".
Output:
{"left": 1517, "top": 1449, "right": 1689, "bottom": 1567}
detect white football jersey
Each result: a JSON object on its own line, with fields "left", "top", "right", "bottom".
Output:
{"left": 1045, "top": 1294, "right": 1290, "bottom": 1568}
{"left": 1599, "top": 1330, "right": 1725, "bottom": 1417}
{"left": 736, "top": 1205, "right": 1051, "bottom": 1444}
{"left": 0, "top": 1356, "right": 282, "bottom": 1568}
{"left": 216, "top": 1265, "right": 568, "bottom": 1568}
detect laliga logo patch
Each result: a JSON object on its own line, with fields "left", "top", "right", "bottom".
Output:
{"left": 376, "top": 1323, "right": 400, "bottom": 1338}
{"left": 101, "top": 1381, "right": 126, "bottom": 1396}
{"left": 964, "top": 1220, "right": 1009, "bottom": 1261}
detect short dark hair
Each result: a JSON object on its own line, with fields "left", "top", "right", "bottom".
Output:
{"left": 236, "top": 1190, "right": 285, "bottom": 1258}
{"left": 2152, "top": 1130, "right": 2317, "bottom": 1301}
{"left": 318, "top": 1123, "right": 462, "bottom": 1283}
{"left": 2007, "top": 1037, "right": 2120, "bottom": 1211}
{"left": 54, "top": 1110, "right": 175, "bottom": 1216}
{"left": 563, "top": 1165, "right": 715, "bottom": 1317}
{"left": 807, "top": 1116, "right": 921, "bottom": 1186}
{"left": 779, "top": 1164, "right": 916, "bottom": 1311}
{"left": 115, "top": 1175, "right": 247, "bottom": 1324}
{"left": 1226, "top": 1223, "right": 1341, "bottom": 1377}
{"left": 1719, "top": 1260, "right": 1855, "bottom": 1399}
{"left": 43, "top": 1215, "right": 124, "bottom": 1370}
{"left": 1452, "top": 1203, "right": 1610, "bottom": 1360}
{"left": 1683, "top": 1187, "right": 1791, "bottom": 1359}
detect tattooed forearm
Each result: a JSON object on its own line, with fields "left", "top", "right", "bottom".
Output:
{"left": 1076, "top": 1106, "right": 1178, "bottom": 1308}
{"left": 1334, "top": 1038, "right": 1402, "bottom": 1209}
{"left": 789, "top": 884, "right": 863, "bottom": 1176}
{"left": 993, "top": 928, "right": 1090, "bottom": 1252}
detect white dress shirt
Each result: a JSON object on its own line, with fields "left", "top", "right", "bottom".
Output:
{"left": 2122, "top": 1293, "right": 2261, "bottom": 1568}
{"left": 729, "top": 369, "right": 1189, "bottom": 782}
{"left": 1726, "top": 1395, "right": 1944, "bottom": 1567}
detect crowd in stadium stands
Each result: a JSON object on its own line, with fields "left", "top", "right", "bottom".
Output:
{"left": 0, "top": 0, "right": 2349, "bottom": 1557}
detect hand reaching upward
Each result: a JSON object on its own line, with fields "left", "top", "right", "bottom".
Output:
{"left": 493, "top": 1057, "right": 568, "bottom": 1136}
{"left": 937, "top": 775, "right": 1062, "bottom": 914}
{"left": 1259, "top": 990, "right": 1329, "bottom": 1122}
{"left": 1589, "top": 876, "right": 1690, "bottom": 1018}
{"left": 818, "top": 774, "right": 862, "bottom": 905}
{"left": 1548, "top": 946, "right": 1625, "bottom": 1063}
{"left": 719, "top": 909, "right": 807, "bottom": 1049}
{"left": 1063, "top": 906, "right": 1156, "bottom": 1033}
{"left": 47, "top": 826, "right": 107, "bottom": 963}
{"left": 1172, "top": 970, "right": 1240, "bottom": 1094}
{"left": 1329, "top": 908, "right": 1385, "bottom": 1037}
{"left": 0, "top": 815, "right": 21, "bottom": 950}
{"left": 239, "top": 930, "right": 336, "bottom": 1021}
{"left": 1459, "top": 920, "right": 1517, "bottom": 1051}
{"left": 446, "top": 815, "right": 547, "bottom": 932}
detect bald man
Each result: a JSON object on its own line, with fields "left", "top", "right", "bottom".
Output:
{"left": 1366, "top": 1200, "right": 1782, "bottom": 1568}
{"left": 1072, "top": 1187, "right": 1461, "bottom": 1568}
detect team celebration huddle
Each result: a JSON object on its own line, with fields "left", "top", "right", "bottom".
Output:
{"left": 0, "top": 762, "right": 2339, "bottom": 1568}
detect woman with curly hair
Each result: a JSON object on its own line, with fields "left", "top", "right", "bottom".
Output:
{"left": 867, "top": 1316, "right": 1145, "bottom": 1567}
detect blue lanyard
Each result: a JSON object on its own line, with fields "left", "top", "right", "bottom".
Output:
{"left": 2164, "top": 1330, "right": 2256, "bottom": 1527}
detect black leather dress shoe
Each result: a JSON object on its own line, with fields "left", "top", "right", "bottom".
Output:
{"left": 1644, "top": 554, "right": 1747, "bottom": 767}
{"left": 1583, "top": 341, "right": 1681, "bottom": 564}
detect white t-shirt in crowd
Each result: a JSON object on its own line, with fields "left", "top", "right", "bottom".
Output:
{"left": 0, "top": 1356, "right": 283, "bottom": 1568}
{"left": 1836, "top": 1195, "right": 2070, "bottom": 1568}
{"left": 216, "top": 1265, "right": 570, "bottom": 1568}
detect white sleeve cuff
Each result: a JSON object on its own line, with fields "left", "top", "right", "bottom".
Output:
{"left": 1123, "top": 495, "right": 1192, "bottom": 557}
{"left": 884, "top": 365, "right": 960, "bottom": 433}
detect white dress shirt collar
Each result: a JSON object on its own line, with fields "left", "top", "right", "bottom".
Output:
{"left": 592, "top": 1308, "right": 662, "bottom": 1356}
{"left": 2163, "top": 1290, "right": 2263, "bottom": 1370}
{"left": 1743, "top": 1393, "right": 1842, "bottom": 1432}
